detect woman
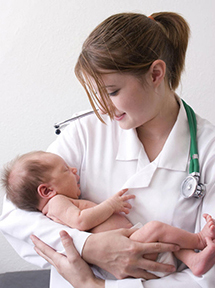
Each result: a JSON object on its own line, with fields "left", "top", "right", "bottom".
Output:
{"left": 1, "top": 11, "right": 215, "bottom": 288}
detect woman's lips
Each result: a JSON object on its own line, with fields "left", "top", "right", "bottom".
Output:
{"left": 114, "top": 113, "right": 126, "bottom": 121}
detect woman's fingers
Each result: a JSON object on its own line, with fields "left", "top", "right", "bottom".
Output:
{"left": 140, "top": 241, "right": 180, "bottom": 255}
{"left": 59, "top": 230, "right": 79, "bottom": 262}
{"left": 138, "top": 256, "right": 176, "bottom": 273}
{"left": 125, "top": 267, "right": 159, "bottom": 280}
{"left": 30, "top": 234, "right": 60, "bottom": 267}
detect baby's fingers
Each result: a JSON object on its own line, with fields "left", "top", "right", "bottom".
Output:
{"left": 123, "top": 202, "right": 132, "bottom": 209}
{"left": 122, "top": 194, "right": 135, "bottom": 201}
{"left": 118, "top": 188, "right": 129, "bottom": 196}
{"left": 122, "top": 207, "right": 130, "bottom": 214}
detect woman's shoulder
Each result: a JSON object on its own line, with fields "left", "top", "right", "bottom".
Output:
{"left": 196, "top": 114, "right": 215, "bottom": 164}
{"left": 196, "top": 114, "right": 215, "bottom": 141}
{"left": 73, "top": 111, "right": 122, "bottom": 137}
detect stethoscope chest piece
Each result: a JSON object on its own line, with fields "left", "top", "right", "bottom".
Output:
{"left": 181, "top": 172, "right": 206, "bottom": 199}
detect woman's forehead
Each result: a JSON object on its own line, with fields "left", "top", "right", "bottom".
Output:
{"left": 87, "top": 71, "right": 123, "bottom": 89}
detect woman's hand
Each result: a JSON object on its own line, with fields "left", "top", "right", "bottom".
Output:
{"left": 30, "top": 231, "right": 104, "bottom": 288}
{"left": 82, "top": 228, "right": 179, "bottom": 279}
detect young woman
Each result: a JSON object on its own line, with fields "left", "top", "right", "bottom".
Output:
{"left": 1, "top": 12, "right": 215, "bottom": 288}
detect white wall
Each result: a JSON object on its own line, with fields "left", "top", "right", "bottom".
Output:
{"left": 0, "top": 0, "right": 215, "bottom": 273}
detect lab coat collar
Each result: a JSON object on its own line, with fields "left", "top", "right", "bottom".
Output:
{"left": 116, "top": 128, "right": 143, "bottom": 161}
{"left": 116, "top": 97, "right": 190, "bottom": 172}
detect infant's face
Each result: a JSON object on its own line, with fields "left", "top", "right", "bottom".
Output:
{"left": 44, "top": 153, "right": 81, "bottom": 199}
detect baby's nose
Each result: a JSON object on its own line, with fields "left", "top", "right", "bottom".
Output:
{"left": 71, "top": 167, "right": 77, "bottom": 174}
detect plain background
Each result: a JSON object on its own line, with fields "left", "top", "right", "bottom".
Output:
{"left": 0, "top": 0, "right": 215, "bottom": 273}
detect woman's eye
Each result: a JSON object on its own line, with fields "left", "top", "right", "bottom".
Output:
{"left": 109, "top": 90, "right": 119, "bottom": 97}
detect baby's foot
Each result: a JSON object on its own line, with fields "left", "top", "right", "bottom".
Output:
{"left": 198, "top": 214, "right": 215, "bottom": 249}
{"left": 190, "top": 237, "right": 215, "bottom": 277}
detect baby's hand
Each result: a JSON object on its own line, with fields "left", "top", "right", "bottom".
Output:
{"left": 108, "top": 189, "right": 135, "bottom": 214}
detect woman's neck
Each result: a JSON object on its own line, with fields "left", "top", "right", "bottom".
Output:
{"left": 136, "top": 92, "right": 179, "bottom": 162}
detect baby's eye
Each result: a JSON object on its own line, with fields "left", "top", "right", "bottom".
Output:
{"left": 64, "top": 165, "right": 69, "bottom": 171}
{"left": 108, "top": 90, "right": 119, "bottom": 97}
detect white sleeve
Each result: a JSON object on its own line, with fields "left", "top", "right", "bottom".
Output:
{"left": 0, "top": 196, "right": 91, "bottom": 268}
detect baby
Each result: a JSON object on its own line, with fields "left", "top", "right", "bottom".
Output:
{"left": 2, "top": 150, "right": 215, "bottom": 277}
{"left": 2, "top": 151, "right": 135, "bottom": 232}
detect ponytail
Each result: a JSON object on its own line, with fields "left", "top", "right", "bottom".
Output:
{"left": 151, "top": 12, "right": 190, "bottom": 90}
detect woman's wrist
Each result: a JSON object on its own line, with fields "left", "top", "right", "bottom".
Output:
{"left": 88, "top": 278, "right": 105, "bottom": 288}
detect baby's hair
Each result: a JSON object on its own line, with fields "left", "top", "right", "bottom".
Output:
{"left": 1, "top": 151, "right": 52, "bottom": 211}
{"left": 75, "top": 12, "right": 190, "bottom": 120}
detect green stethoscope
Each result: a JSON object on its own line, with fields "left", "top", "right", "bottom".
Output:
{"left": 181, "top": 100, "right": 206, "bottom": 199}
{"left": 53, "top": 100, "right": 206, "bottom": 199}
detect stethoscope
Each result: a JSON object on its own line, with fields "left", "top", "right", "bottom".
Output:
{"left": 181, "top": 100, "right": 206, "bottom": 199}
{"left": 53, "top": 100, "right": 206, "bottom": 199}
{"left": 54, "top": 110, "right": 96, "bottom": 135}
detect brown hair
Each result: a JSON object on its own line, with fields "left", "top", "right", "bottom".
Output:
{"left": 1, "top": 151, "right": 52, "bottom": 212}
{"left": 75, "top": 12, "right": 190, "bottom": 119}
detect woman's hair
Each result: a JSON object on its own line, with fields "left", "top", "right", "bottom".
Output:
{"left": 75, "top": 12, "right": 190, "bottom": 119}
{"left": 1, "top": 151, "right": 52, "bottom": 212}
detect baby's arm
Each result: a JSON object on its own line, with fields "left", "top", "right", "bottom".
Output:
{"left": 46, "top": 189, "right": 134, "bottom": 231}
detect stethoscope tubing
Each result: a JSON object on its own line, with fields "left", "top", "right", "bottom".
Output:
{"left": 182, "top": 100, "right": 199, "bottom": 173}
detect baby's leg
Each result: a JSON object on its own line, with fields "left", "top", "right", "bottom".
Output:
{"left": 130, "top": 221, "right": 167, "bottom": 261}
{"left": 90, "top": 213, "right": 132, "bottom": 233}
{"left": 175, "top": 237, "right": 215, "bottom": 276}
{"left": 130, "top": 221, "right": 199, "bottom": 248}
{"left": 130, "top": 216, "right": 215, "bottom": 251}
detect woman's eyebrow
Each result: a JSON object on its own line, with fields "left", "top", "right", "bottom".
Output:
{"left": 105, "top": 85, "right": 117, "bottom": 88}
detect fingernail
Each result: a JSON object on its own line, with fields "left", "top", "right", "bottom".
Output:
{"left": 170, "top": 266, "right": 176, "bottom": 272}
{"left": 59, "top": 230, "right": 67, "bottom": 238}
{"left": 174, "top": 245, "right": 180, "bottom": 251}
{"left": 30, "top": 234, "right": 35, "bottom": 241}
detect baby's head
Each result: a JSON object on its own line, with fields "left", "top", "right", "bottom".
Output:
{"left": 1, "top": 151, "right": 53, "bottom": 211}
{"left": 1, "top": 151, "right": 81, "bottom": 212}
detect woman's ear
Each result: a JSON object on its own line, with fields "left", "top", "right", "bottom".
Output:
{"left": 37, "top": 184, "right": 56, "bottom": 199}
{"left": 149, "top": 60, "right": 166, "bottom": 87}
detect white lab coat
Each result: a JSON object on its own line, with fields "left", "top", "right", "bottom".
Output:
{"left": 1, "top": 98, "right": 215, "bottom": 288}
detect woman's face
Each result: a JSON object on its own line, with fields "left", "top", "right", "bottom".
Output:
{"left": 95, "top": 72, "right": 161, "bottom": 130}
{"left": 43, "top": 153, "right": 81, "bottom": 199}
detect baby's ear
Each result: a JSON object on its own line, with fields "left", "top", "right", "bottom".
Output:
{"left": 37, "top": 184, "right": 56, "bottom": 199}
